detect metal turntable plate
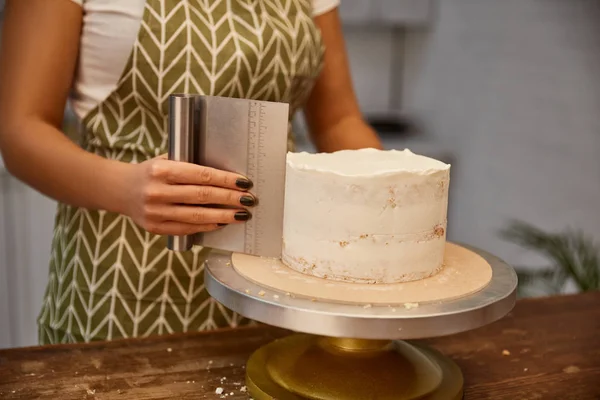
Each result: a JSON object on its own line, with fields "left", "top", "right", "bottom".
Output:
{"left": 205, "top": 243, "right": 517, "bottom": 340}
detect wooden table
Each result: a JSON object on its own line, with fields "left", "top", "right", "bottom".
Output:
{"left": 1, "top": 292, "right": 599, "bottom": 399}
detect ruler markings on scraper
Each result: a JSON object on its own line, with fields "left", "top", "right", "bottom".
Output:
{"left": 244, "top": 101, "right": 271, "bottom": 256}
{"left": 245, "top": 101, "right": 259, "bottom": 255}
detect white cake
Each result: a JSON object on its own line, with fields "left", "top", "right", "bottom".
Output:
{"left": 281, "top": 148, "right": 450, "bottom": 284}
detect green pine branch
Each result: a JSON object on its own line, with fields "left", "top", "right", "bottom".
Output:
{"left": 499, "top": 220, "right": 600, "bottom": 295}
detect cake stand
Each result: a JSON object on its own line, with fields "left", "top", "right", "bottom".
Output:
{"left": 204, "top": 243, "right": 518, "bottom": 400}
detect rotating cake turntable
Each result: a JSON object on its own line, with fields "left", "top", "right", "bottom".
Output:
{"left": 204, "top": 242, "right": 518, "bottom": 400}
{"left": 165, "top": 94, "right": 518, "bottom": 399}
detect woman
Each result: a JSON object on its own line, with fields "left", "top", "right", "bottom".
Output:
{"left": 0, "top": 0, "right": 382, "bottom": 344}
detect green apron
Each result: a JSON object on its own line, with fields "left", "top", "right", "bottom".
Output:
{"left": 38, "top": 0, "right": 324, "bottom": 344}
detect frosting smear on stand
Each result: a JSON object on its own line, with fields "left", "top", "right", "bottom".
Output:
{"left": 282, "top": 148, "right": 450, "bottom": 284}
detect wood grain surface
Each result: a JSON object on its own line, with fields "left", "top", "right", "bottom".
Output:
{"left": 1, "top": 292, "right": 599, "bottom": 399}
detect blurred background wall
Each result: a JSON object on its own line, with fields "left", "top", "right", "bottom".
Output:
{"left": 1, "top": 0, "right": 599, "bottom": 348}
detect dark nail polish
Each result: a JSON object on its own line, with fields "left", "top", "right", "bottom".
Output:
{"left": 234, "top": 211, "right": 252, "bottom": 221}
{"left": 236, "top": 178, "right": 253, "bottom": 190}
{"left": 240, "top": 195, "right": 256, "bottom": 207}
{"left": 217, "top": 223, "right": 228, "bottom": 227}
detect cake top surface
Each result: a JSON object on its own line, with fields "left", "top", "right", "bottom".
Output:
{"left": 286, "top": 148, "right": 450, "bottom": 177}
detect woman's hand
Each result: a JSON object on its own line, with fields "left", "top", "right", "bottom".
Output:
{"left": 124, "top": 155, "right": 257, "bottom": 236}
{"left": 0, "top": 0, "right": 255, "bottom": 236}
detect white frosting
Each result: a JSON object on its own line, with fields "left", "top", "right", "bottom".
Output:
{"left": 281, "top": 148, "right": 450, "bottom": 284}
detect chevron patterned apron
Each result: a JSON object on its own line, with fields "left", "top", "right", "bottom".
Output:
{"left": 38, "top": 0, "right": 324, "bottom": 344}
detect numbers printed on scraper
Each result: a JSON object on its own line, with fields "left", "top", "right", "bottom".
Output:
{"left": 245, "top": 101, "right": 264, "bottom": 255}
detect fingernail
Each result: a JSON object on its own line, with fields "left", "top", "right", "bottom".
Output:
{"left": 240, "top": 195, "right": 256, "bottom": 207}
{"left": 236, "top": 178, "right": 253, "bottom": 190}
{"left": 234, "top": 211, "right": 252, "bottom": 221}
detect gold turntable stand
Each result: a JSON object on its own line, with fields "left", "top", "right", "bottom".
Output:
{"left": 204, "top": 243, "right": 517, "bottom": 400}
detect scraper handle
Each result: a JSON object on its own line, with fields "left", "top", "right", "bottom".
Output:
{"left": 167, "top": 94, "right": 196, "bottom": 252}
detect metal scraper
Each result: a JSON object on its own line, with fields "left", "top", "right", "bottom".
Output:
{"left": 166, "top": 94, "right": 289, "bottom": 258}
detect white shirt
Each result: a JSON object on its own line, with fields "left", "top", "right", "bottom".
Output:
{"left": 68, "top": 0, "right": 339, "bottom": 120}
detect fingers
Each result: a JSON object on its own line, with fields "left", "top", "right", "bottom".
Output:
{"left": 140, "top": 157, "right": 256, "bottom": 232}
{"left": 171, "top": 206, "right": 252, "bottom": 225}
{"left": 147, "top": 205, "right": 252, "bottom": 225}
{"left": 156, "top": 184, "right": 257, "bottom": 207}
{"left": 158, "top": 160, "right": 253, "bottom": 190}
{"left": 146, "top": 221, "right": 225, "bottom": 236}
